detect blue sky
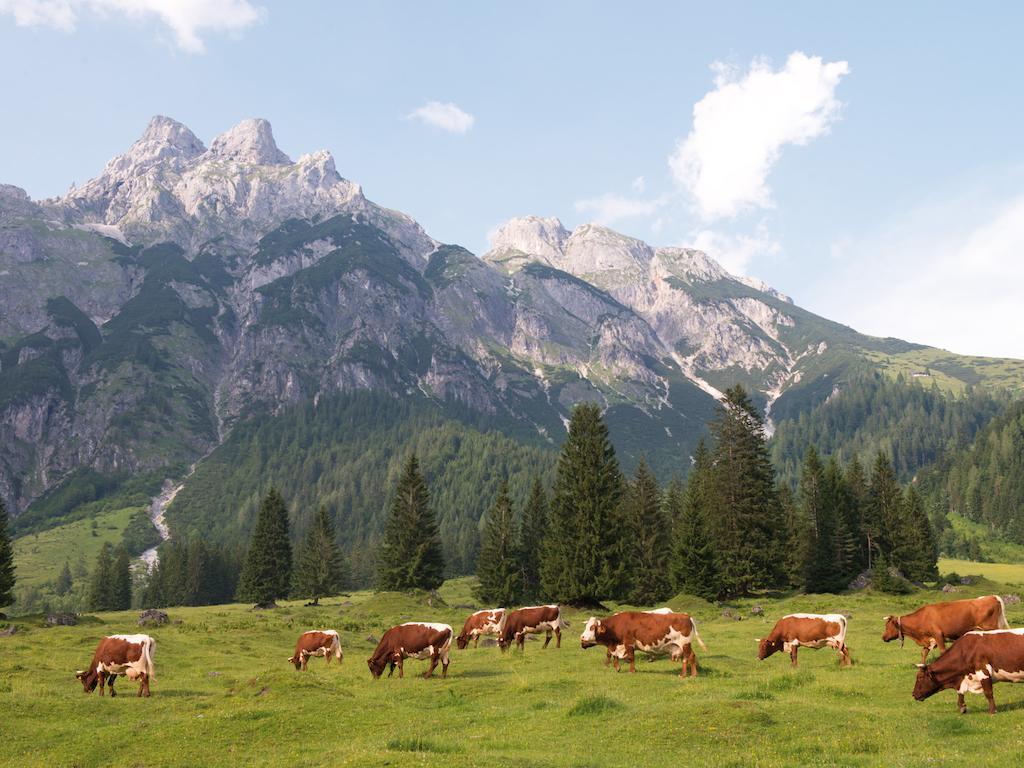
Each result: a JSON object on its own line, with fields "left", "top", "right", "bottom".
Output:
{"left": 2, "top": 1, "right": 1023, "bottom": 358}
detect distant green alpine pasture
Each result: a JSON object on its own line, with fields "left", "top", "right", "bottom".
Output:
{"left": 4, "top": 577, "right": 1024, "bottom": 767}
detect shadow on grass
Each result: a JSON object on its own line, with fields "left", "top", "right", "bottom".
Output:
{"left": 567, "top": 695, "right": 625, "bottom": 717}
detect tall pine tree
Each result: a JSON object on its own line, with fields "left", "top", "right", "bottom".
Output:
{"left": 670, "top": 441, "right": 721, "bottom": 600}
{"left": 293, "top": 506, "right": 349, "bottom": 604}
{"left": 377, "top": 454, "right": 446, "bottom": 591}
{"left": 55, "top": 560, "right": 73, "bottom": 597}
{"left": 892, "top": 485, "right": 939, "bottom": 582}
{"left": 844, "top": 455, "right": 870, "bottom": 572}
{"left": 867, "top": 452, "right": 903, "bottom": 568}
{"left": 474, "top": 482, "right": 521, "bottom": 605}
{"left": 518, "top": 479, "right": 548, "bottom": 601}
{"left": 110, "top": 547, "right": 132, "bottom": 610}
{"left": 541, "top": 402, "right": 626, "bottom": 605}
{"left": 236, "top": 488, "right": 293, "bottom": 606}
{"left": 626, "top": 458, "right": 672, "bottom": 605}
{"left": 823, "top": 457, "right": 858, "bottom": 590}
{"left": 88, "top": 542, "right": 115, "bottom": 611}
{"left": 706, "top": 385, "right": 784, "bottom": 597}
{"left": 0, "top": 499, "right": 14, "bottom": 612}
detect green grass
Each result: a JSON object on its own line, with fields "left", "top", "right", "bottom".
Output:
{"left": 4, "top": 576, "right": 1024, "bottom": 767}
{"left": 946, "top": 512, "right": 1024, "bottom": 564}
{"left": 12, "top": 505, "right": 142, "bottom": 587}
{"left": 938, "top": 558, "right": 1024, "bottom": 585}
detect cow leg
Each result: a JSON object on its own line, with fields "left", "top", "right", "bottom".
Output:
{"left": 920, "top": 645, "right": 930, "bottom": 665}
{"left": 555, "top": 627, "right": 562, "bottom": 648}
{"left": 98, "top": 671, "right": 107, "bottom": 696}
{"left": 937, "top": 636, "right": 947, "bottom": 655}
{"left": 517, "top": 633, "right": 525, "bottom": 652}
{"left": 396, "top": 657, "right": 404, "bottom": 679}
{"left": 474, "top": 635, "right": 480, "bottom": 649}
{"left": 424, "top": 652, "right": 438, "bottom": 679}
{"left": 613, "top": 655, "right": 620, "bottom": 672}
{"left": 143, "top": 673, "right": 151, "bottom": 698}
{"left": 626, "top": 646, "right": 636, "bottom": 674}
{"left": 441, "top": 653, "right": 449, "bottom": 679}
{"left": 790, "top": 646, "right": 798, "bottom": 668}
{"left": 687, "top": 647, "right": 699, "bottom": 678}
{"left": 387, "top": 660, "right": 396, "bottom": 678}
{"left": 604, "top": 648, "right": 612, "bottom": 668}
{"left": 543, "top": 629, "right": 552, "bottom": 649}
{"left": 107, "top": 674, "right": 117, "bottom": 697}
{"left": 981, "top": 678, "right": 997, "bottom": 715}
{"left": 957, "top": 692, "right": 967, "bottom": 714}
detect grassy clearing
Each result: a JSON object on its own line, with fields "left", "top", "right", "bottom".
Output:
{"left": 4, "top": 576, "right": 1024, "bottom": 767}
{"left": 11, "top": 505, "right": 142, "bottom": 586}
{"left": 938, "top": 558, "right": 1024, "bottom": 585}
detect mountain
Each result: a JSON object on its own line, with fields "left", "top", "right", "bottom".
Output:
{"left": 3, "top": 116, "right": 1023, "bottom": 564}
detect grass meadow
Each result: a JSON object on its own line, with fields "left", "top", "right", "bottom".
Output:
{"left": 4, "top": 577, "right": 1024, "bottom": 767}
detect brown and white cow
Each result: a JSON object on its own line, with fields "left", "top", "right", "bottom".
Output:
{"left": 497, "top": 605, "right": 567, "bottom": 652}
{"left": 758, "top": 613, "right": 851, "bottom": 667}
{"left": 580, "top": 610, "right": 707, "bottom": 677}
{"left": 367, "top": 622, "right": 452, "bottom": 679}
{"left": 456, "top": 608, "right": 505, "bottom": 650}
{"left": 913, "top": 628, "right": 1024, "bottom": 714}
{"left": 75, "top": 634, "right": 155, "bottom": 697}
{"left": 883, "top": 595, "right": 1008, "bottom": 663}
{"left": 288, "top": 629, "right": 343, "bottom": 670}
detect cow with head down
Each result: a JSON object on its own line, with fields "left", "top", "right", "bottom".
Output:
{"left": 75, "top": 634, "right": 155, "bottom": 697}
{"left": 456, "top": 609, "right": 505, "bottom": 650}
{"left": 758, "top": 613, "right": 851, "bottom": 668}
{"left": 367, "top": 622, "right": 452, "bottom": 679}
{"left": 497, "top": 605, "right": 567, "bottom": 652}
{"left": 288, "top": 630, "right": 343, "bottom": 670}
{"left": 883, "top": 595, "right": 1008, "bottom": 664}
{"left": 913, "top": 628, "right": 1024, "bottom": 715}
{"left": 580, "top": 610, "right": 706, "bottom": 677}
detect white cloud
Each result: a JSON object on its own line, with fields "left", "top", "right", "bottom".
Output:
{"left": 691, "top": 223, "right": 781, "bottom": 276}
{"left": 812, "top": 187, "right": 1024, "bottom": 359}
{"left": 669, "top": 51, "right": 849, "bottom": 220}
{"left": 0, "top": 0, "right": 264, "bottom": 52}
{"left": 630, "top": 176, "right": 646, "bottom": 194}
{"left": 574, "top": 192, "right": 663, "bottom": 225}
{"left": 407, "top": 101, "right": 475, "bottom": 134}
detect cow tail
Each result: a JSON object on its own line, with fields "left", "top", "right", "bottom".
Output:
{"left": 558, "top": 607, "right": 569, "bottom": 629}
{"left": 996, "top": 595, "right": 1010, "bottom": 629}
{"left": 691, "top": 618, "right": 708, "bottom": 652}
{"left": 143, "top": 637, "right": 156, "bottom": 682}
{"left": 838, "top": 615, "right": 849, "bottom": 649}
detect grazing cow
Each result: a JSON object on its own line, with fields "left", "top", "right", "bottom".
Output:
{"left": 913, "top": 628, "right": 1024, "bottom": 715}
{"left": 758, "top": 614, "right": 851, "bottom": 667}
{"left": 367, "top": 622, "right": 452, "bottom": 679}
{"left": 580, "top": 610, "right": 707, "bottom": 677}
{"left": 75, "top": 634, "right": 156, "bottom": 697}
{"left": 883, "top": 595, "right": 1008, "bottom": 663}
{"left": 456, "top": 609, "right": 506, "bottom": 650}
{"left": 497, "top": 605, "right": 567, "bottom": 652}
{"left": 288, "top": 630, "right": 343, "bottom": 670}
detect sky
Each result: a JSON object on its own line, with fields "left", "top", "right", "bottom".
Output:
{"left": 1, "top": 1, "right": 1023, "bottom": 359}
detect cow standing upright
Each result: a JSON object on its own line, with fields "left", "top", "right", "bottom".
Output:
{"left": 75, "top": 634, "right": 156, "bottom": 697}
{"left": 367, "top": 622, "right": 452, "bottom": 679}
{"left": 758, "top": 614, "right": 851, "bottom": 667}
{"left": 580, "top": 610, "right": 707, "bottom": 677}
{"left": 913, "top": 628, "right": 1024, "bottom": 714}
{"left": 456, "top": 609, "right": 505, "bottom": 649}
{"left": 497, "top": 606, "right": 567, "bottom": 652}
{"left": 288, "top": 630, "right": 343, "bottom": 670}
{"left": 883, "top": 595, "right": 1008, "bottom": 663}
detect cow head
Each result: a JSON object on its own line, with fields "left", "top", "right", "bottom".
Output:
{"left": 757, "top": 638, "right": 783, "bottom": 660}
{"left": 75, "top": 669, "right": 98, "bottom": 693}
{"left": 287, "top": 654, "right": 302, "bottom": 670}
{"left": 580, "top": 617, "right": 603, "bottom": 649}
{"left": 496, "top": 628, "right": 513, "bottom": 652}
{"left": 456, "top": 633, "right": 470, "bottom": 651}
{"left": 912, "top": 664, "right": 942, "bottom": 701}
{"left": 882, "top": 616, "right": 904, "bottom": 646}
{"left": 367, "top": 655, "right": 387, "bottom": 679}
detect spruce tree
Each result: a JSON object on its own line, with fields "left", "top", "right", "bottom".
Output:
{"left": 893, "top": 485, "right": 939, "bottom": 582}
{"left": 706, "top": 385, "right": 784, "bottom": 597}
{"left": 823, "top": 457, "right": 858, "bottom": 590}
{"left": 779, "top": 483, "right": 806, "bottom": 589}
{"left": 626, "top": 458, "right": 672, "bottom": 605}
{"left": 0, "top": 499, "right": 15, "bottom": 612}
{"left": 110, "top": 547, "right": 132, "bottom": 610}
{"left": 88, "top": 542, "right": 115, "bottom": 611}
{"left": 844, "top": 456, "right": 869, "bottom": 571}
{"left": 293, "top": 506, "right": 349, "bottom": 604}
{"left": 541, "top": 402, "right": 626, "bottom": 605}
{"left": 518, "top": 479, "right": 548, "bottom": 601}
{"left": 866, "top": 452, "right": 902, "bottom": 566}
{"left": 236, "top": 488, "right": 293, "bottom": 606}
{"left": 55, "top": 560, "right": 73, "bottom": 597}
{"left": 670, "top": 441, "right": 721, "bottom": 600}
{"left": 474, "top": 482, "right": 521, "bottom": 605}
{"left": 377, "top": 454, "right": 446, "bottom": 591}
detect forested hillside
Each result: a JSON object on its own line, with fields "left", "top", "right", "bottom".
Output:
{"left": 770, "top": 370, "right": 1006, "bottom": 484}
{"left": 166, "top": 392, "right": 558, "bottom": 584}
{"left": 924, "top": 401, "right": 1024, "bottom": 543}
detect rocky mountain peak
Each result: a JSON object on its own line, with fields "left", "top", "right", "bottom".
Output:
{"left": 562, "top": 223, "right": 654, "bottom": 276}
{"left": 488, "top": 215, "right": 569, "bottom": 263}
{"left": 206, "top": 118, "right": 291, "bottom": 166}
